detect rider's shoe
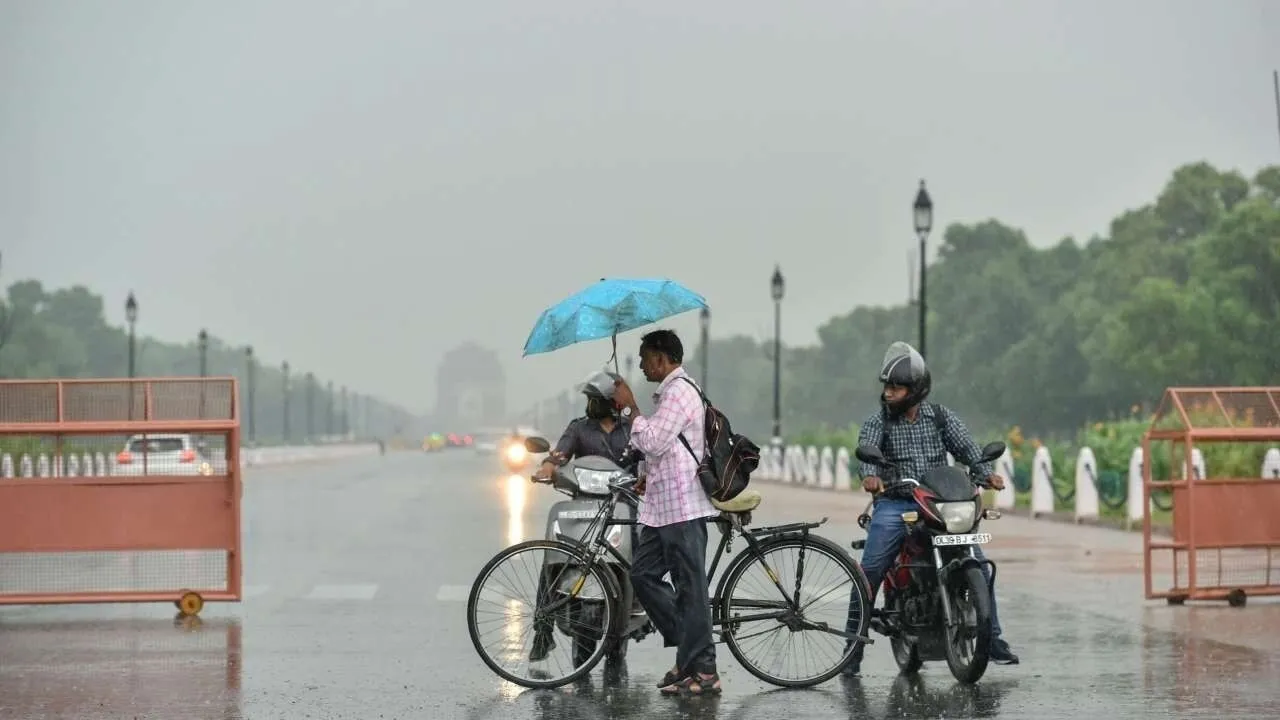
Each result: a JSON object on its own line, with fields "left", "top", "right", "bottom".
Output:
{"left": 989, "top": 637, "right": 1020, "bottom": 665}
{"left": 530, "top": 631, "right": 556, "bottom": 662}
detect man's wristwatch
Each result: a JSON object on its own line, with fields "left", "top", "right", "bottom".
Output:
{"left": 619, "top": 406, "right": 633, "bottom": 418}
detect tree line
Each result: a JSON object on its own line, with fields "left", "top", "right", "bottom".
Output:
{"left": 0, "top": 269, "right": 416, "bottom": 444}
{"left": 687, "top": 160, "right": 1280, "bottom": 446}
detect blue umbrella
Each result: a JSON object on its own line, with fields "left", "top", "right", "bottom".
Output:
{"left": 522, "top": 278, "right": 709, "bottom": 368}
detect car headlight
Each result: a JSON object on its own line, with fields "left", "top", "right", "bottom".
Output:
{"left": 573, "top": 468, "right": 615, "bottom": 494}
{"left": 937, "top": 501, "right": 978, "bottom": 534}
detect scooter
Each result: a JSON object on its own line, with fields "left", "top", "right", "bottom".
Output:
{"left": 524, "top": 436, "right": 653, "bottom": 666}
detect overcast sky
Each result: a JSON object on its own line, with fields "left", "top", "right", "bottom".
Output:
{"left": 3, "top": 0, "right": 1278, "bottom": 414}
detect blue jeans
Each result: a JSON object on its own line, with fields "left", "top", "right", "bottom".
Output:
{"left": 846, "top": 497, "right": 1004, "bottom": 653}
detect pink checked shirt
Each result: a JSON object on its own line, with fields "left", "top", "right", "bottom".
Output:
{"left": 630, "top": 367, "right": 719, "bottom": 528}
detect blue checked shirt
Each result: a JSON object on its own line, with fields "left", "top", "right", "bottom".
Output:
{"left": 856, "top": 403, "right": 996, "bottom": 497}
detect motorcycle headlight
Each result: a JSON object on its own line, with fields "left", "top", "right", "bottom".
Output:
{"left": 505, "top": 444, "right": 526, "bottom": 463}
{"left": 573, "top": 468, "right": 615, "bottom": 494}
{"left": 937, "top": 501, "right": 978, "bottom": 534}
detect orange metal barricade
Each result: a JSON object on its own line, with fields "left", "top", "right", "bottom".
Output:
{"left": 0, "top": 377, "right": 242, "bottom": 612}
{"left": 1143, "top": 386, "right": 1280, "bottom": 605}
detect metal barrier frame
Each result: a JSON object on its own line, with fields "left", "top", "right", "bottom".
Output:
{"left": 1142, "top": 386, "right": 1280, "bottom": 604}
{"left": 0, "top": 377, "right": 242, "bottom": 610}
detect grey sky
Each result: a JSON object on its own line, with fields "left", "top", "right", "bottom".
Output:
{"left": 3, "top": 0, "right": 1278, "bottom": 414}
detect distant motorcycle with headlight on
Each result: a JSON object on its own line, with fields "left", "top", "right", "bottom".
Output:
{"left": 502, "top": 438, "right": 529, "bottom": 471}
{"left": 851, "top": 440, "right": 1007, "bottom": 684}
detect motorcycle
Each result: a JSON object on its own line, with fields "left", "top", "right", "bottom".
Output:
{"left": 523, "top": 436, "right": 653, "bottom": 666}
{"left": 851, "top": 440, "right": 1006, "bottom": 684}
{"left": 502, "top": 437, "right": 530, "bottom": 471}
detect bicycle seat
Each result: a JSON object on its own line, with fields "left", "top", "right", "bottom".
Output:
{"left": 711, "top": 489, "right": 762, "bottom": 514}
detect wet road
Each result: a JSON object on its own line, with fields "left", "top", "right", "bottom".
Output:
{"left": 2, "top": 451, "right": 1278, "bottom": 719}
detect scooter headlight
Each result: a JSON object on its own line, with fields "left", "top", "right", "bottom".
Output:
{"left": 937, "top": 501, "right": 978, "bottom": 534}
{"left": 504, "top": 443, "right": 527, "bottom": 464}
{"left": 573, "top": 468, "right": 615, "bottom": 494}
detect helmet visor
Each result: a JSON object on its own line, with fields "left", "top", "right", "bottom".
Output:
{"left": 880, "top": 341, "right": 926, "bottom": 386}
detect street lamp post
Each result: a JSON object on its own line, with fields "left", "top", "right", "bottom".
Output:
{"left": 125, "top": 293, "right": 138, "bottom": 420}
{"left": 125, "top": 293, "right": 138, "bottom": 378}
{"left": 197, "top": 329, "right": 209, "bottom": 418}
{"left": 282, "top": 361, "right": 291, "bottom": 443}
{"left": 340, "top": 386, "right": 349, "bottom": 437}
{"left": 699, "top": 306, "right": 710, "bottom": 394}
{"left": 246, "top": 346, "right": 256, "bottom": 446}
{"left": 326, "top": 380, "right": 334, "bottom": 438}
{"left": 913, "top": 180, "right": 934, "bottom": 359}
{"left": 198, "top": 329, "right": 209, "bottom": 377}
{"left": 305, "top": 372, "right": 315, "bottom": 442}
{"left": 770, "top": 265, "right": 785, "bottom": 445}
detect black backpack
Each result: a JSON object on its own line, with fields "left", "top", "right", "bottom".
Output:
{"left": 675, "top": 377, "right": 761, "bottom": 502}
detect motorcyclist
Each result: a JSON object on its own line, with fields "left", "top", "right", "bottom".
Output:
{"left": 529, "top": 369, "right": 638, "bottom": 662}
{"left": 843, "top": 341, "right": 1019, "bottom": 677}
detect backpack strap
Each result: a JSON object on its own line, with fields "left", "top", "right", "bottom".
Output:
{"left": 877, "top": 402, "right": 949, "bottom": 472}
{"left": 930, "top": 402, "right": 947, "bottom": 434}
{"left": 675, "top": 376, "right": 708, "bottom": 464}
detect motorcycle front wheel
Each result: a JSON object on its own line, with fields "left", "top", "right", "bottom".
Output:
{"left": 943, "top": 565, "right": 992, "bottom": 684}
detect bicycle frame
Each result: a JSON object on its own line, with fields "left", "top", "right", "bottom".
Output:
{"left": 538, "top": 480, "right": 856, "bottom": 642}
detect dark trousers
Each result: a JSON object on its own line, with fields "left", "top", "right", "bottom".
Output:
{"left": 630, "top": 519, "right": 716, "bottom": 675}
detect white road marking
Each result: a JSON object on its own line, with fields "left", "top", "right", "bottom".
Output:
{"left": 241, "top": 584, "right": 271, "bottom": 598}
{"left": 436, "top": 585, "right": 470, "bottom": 602}
{"left": 303, "top": 584, "right": 380, "bottom": 600}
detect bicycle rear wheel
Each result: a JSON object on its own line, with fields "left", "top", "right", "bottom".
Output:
{"left": 720, "top": 533, "right": 871, "bottom": 687}
{"left": 467, "top": 539, "right": 619, "bottom": 688}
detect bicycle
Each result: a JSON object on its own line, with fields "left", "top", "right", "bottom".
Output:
{"left": 466, "top": 467, "right": 874, "bottom": 690}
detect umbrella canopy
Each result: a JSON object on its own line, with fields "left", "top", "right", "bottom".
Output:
{"left": 522, "top": 278, "right": 708, "bottom": 364}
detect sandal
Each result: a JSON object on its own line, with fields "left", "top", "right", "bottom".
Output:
{"left": 661, "top": 671, "right": 722, "bottom": 696}
{"left": 656, "top": 666, "right": 685, "bottom": 688}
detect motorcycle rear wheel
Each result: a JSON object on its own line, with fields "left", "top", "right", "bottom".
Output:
{"left": 944, "top": 565, "right": 992, "bottom": 684}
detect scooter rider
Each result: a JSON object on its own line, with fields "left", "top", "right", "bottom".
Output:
{"left": 843, "top": 341, "right": 1020, "bottom": 677}
{"left": 529, "top": 369, "right": 639, "bottom": 662}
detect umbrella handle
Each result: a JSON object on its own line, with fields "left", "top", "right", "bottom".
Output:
{"left": 611, "top": 332, "right": 619, "bottom": 374}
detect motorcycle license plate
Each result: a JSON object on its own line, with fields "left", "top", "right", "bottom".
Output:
{"left": 932, "top": 533, "right": 991, "bottom": 547}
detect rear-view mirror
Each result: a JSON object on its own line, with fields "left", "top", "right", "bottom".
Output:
{"left": 854, "top": 445, "right": 886, "bottom": 466}
{"left": 979, "top": 441, "right": 1007, "bottom": 463}
{"left": 524, "top": 436, "right": 551, "bottom": 453}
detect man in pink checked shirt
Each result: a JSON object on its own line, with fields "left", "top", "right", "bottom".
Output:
{"left": 612, "top": 329, "right": 722, "bottom": 697}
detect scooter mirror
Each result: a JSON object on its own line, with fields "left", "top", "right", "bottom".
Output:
{"left": 979, "top": 441, "right": 1007, "bottom": 463}
{"left": 524, "top": 436, "right": 551, "bottom": 453}
{"left": 854, "top": 444, "right": 886, "bottom": 466}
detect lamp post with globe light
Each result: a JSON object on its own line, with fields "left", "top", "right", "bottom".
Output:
{"left": 770, "top": 266, "right": 784, "bottom": 445}
{"left": 913, "top": 180, "right": 934, "bottom": 359}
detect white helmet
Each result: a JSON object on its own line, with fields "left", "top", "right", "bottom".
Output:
{"left": 574, "top": 369, "right": 619, "bottom": 400}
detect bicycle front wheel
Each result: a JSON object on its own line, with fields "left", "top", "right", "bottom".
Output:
{"left": 467, "top": 539, "right": 619, "bottom": 689}
{"left": 720, "top": 533, "right": 871, "bottom": 687}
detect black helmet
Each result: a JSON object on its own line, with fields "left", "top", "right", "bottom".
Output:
{"left": 878, "top": 341, "right": 931, "bottom": 418}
